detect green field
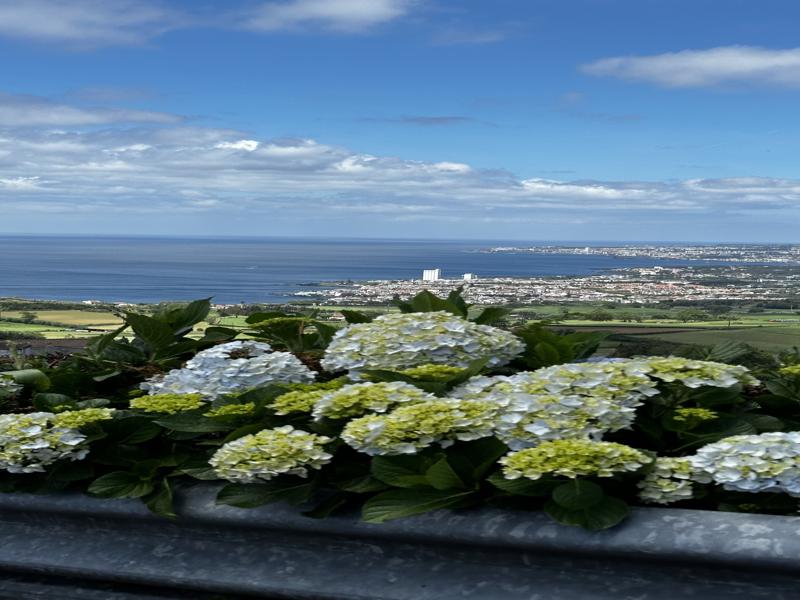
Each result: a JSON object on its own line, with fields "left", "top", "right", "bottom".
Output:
{"left": 3, "top": 302, "right": 800, "bottom": 351}
{"left": 0, "top": 309, "right": 123, "bottom": 339}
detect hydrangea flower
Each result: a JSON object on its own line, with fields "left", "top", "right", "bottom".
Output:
{"left": 341, "top": 398, "right": 500, "bottom": 455}
{"left": 637, "top": 456, "right": 711, "bottom": 504}
{"left": 396, "top": 364, "right": 466, "bottom": 381}
{"left": 451, "top": 362, "right": 657, "bottom": 449}
{"left": 140, "top": 341, "right": 314, "bottom": 399}
{"left": 690, "top": 432, "right": 800, "bottom": 497}
{"left": 312, "top": 381, "right": 435, "bottom": 420}
{"left": 0, "top": 412, "right": 91, "bottom": 474}
{"left": 643, "top": 357, "right": 758, "bottom": 388}
{"left": 50, "top": 408, "right": 116, "bottom": 429}
{"left": 204, "top": 403, "right": 256, "bottom": 418}
{"left": 0, "top": 375, "right": 22, "bottom": 397}
{"left": 500, "top": 439, "right": 651, "bottom": 480}
{"left": 209, "top": 425, "right": 332, "bottom": 483}
{"left": 130, "top": 393, "right": 206, "bottom": 414}
{"left": 779, "top": 365, "right": 800, "bottom": 378}
{"left": 321, "top": 312, "right": 524, "bottom": 377}
{"left": 673, "top": 407, "right": 718, "bottom": 425}
{"left": 269, "top": 378, "right": 349, "bottom": 415}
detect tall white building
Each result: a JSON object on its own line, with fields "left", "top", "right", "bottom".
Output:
{"left": 463, "top": 273, "right": 477, "bottom": 281}
{"left": 422, "top": 268, "right": 441, "bottom": 281}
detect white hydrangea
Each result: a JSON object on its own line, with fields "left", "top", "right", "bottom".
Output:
{"left": 141, "top": 340, "right": 314, "bottom": 399}
{"left": 321, "top": 311, "right": 524, "bottom": 378}
{"left": 689, "top": 432, "right": 800, "bottom": 497}
{"left": 341, "top": 398, "right": 500, "bottom": 456}
{"left": 637, "top": 456, "right": 712, "bottom": 504}
{"left": 209, "top": 425, "right": 332, "bottom": 483}
{"left": 642, "top": 357, "right": 758, "bottom": 388}
{"left": 311, "top": 381, "right": 435, "bottom": 420}
{"left": 0, "top": 412, "right": 89, "bottom": 474}
{"left": 451, "top": 361, "right": 658, "bottom": 449}
{"left": 0, "top": 375, "right": 22, "bottom": 397}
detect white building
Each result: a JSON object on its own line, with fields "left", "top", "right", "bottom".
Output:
{"left": 422, "top": 268, "right": 441, "bottom": 281}
{"left": 463, "top": 273, "right": 477, "bottom": 281}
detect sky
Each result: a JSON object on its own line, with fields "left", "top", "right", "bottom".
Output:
{"left": 1, "top": 0, "right": 800, "bottom": 242}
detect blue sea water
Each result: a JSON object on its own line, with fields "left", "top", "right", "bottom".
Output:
{"left": 0, "top": 236, "right": 730, "bottom": 304}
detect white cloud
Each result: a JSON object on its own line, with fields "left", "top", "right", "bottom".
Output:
{"left": 0, "top": 0, "right": 177, "bottom": 47}
{"left": 245, "top": 0, "right": 410, "bottom": 33}
{"left": 581, "top": 46, "right": 800, "bottom": 88}
{"left": 0, "top": 91, "right": 182, "bottom": 127}
{"left": 1, "top": 118, "right": 798, "bottom": 225}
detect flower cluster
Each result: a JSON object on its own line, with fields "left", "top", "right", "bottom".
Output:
{"left": 141, "top": 341, "right": 314, "bottom": 399}
{"left": 0, "top": 375, "right": 22, "bottom": 397}
{"left": 643, "top": 357, "right": 758, "bottom": 388}
{"left": 396, "top": 364, "right": 466, "bottom": 381}
{"left": 209, "top": 425, "right": 332, "bottom": 483}
{"left": 321, "top": 312, "right": 524, "bottom": 377}
{"left": 204, "top": 403, "right": 256, "bottom": 418}
{"left": 341, "top": 398, "right": 500, "bottom": 455}
{"left": 778, "top": 365, "right": 800, "bottom": 378}
{"left": 500, "top": 439, "right": 652, "bottom": 481}
{"left": 311, "top": 381, "right": 435, "bottom": 420}
{"left": 269, "top": 378, "right": 349, "bottom": 415}
{"left": 50, "top": 408, "right": 116, "bottom": 429}
{"left": 690, "top": 432, "right": 800, "bottom": 497}
{"left": 0, "top": 412, "right": 92, "bottom": 473}
{"left": 452, "top": 361, "right": 658, "bottom": 449}
{"left": 130, "top": 393, "right": 205, "bottom": 414}
{"left": 672, "top": 407, "right": 718, "bottom": 425}
{"left": 637, "top": 457, "right": 711, "bottom": 504}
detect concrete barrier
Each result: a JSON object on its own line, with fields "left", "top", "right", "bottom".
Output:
{"left": 1, "top": 485, "right": 799, "bottom": 599}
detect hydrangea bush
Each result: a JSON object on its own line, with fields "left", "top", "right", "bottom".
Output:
{"left": 321, "top": 311, "right": 524, "bottom": 377}
{"left": 4, "top": 291, "right": 800, "bottom": 532}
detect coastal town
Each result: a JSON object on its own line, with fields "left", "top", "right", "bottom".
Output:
{"left": 484, "top": 244, "right": 800, "bottom": 264}
{"left": 294, "top": 264, "right": 800, "bottom": 306}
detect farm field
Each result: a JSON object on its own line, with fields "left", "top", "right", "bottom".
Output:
{"left": 0, "top": 309, "right": 123, "bottom": 339}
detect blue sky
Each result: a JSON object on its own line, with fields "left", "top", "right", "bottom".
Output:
{"left": 2, "top": 0, "right": 800, "bottom": 241}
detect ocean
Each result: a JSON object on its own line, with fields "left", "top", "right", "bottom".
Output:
{"left": 0, "top": 236, "right": 727, "bottom": 304}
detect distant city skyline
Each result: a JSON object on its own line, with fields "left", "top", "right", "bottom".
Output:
{"left": 2, "top": 0, "right": 800, "bottom": 241}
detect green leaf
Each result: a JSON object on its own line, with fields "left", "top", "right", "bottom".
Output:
{"left": 741, "top": 413, "right": 784, "bottom": 432}
{"left": 488, "top": 472, "right": 554, "bottom": 497}
{"left": 84, "top": 324, "right": 128, "bottom": 357}
{"left": 333, "top": 474, "right": 389, "bottom": 493}
{"left": 448, "top": 437, "right": 508, "bottom": 480}
{"left": 533, "top": 342, "right": 562, "bottom": 365}
{"left": 371, "top": 455, "right": 433, "bottom": 488}
{"left": 216, "top": 479, "right": 317, "bottom": 508}
{"left": 394, "top": 290, "right": 464, "bottom": 317}
{"left": 766, "top": 379, "right": 800, "bottom": 401}
{"left": 245, "top": 311, "right": 290, "bottom": 324}
{"left": 3, "top": 369, "right": 50, "bottom": 391}
{"left": 104, "top": 417, "right": 163, "bottom": 444}
{"left": 124, "top": 313, "right": 175, "bottom": 353}
{"left": 167, "top": 298, "right": 211, "bottom": 335}
{"left": 472, "top": 307, "right": 510, "bottom": 325}
{"left": 340, "top": 310, "right": 374, "bottom": 324}
{"left": 32, "top": 393, "right": 75, "bottom": 411}
{"left": 544, "top": 496, "right": 629, "bottom": 530}
{"left": 144, "top": 479, "right": 176, "bottom": 518}
{"left": 154, "top": 414, "right": 233, "bottom": 433}
{"left": 199, "top": 326, "right": 239, "bottom": 343}
{"left": 178, "top": 466, "right": 220, "bottom": 481}
{"left": 551, "top": 480, "right": 605, "bottom": 510}
{"left": 425, "top": 457, "right": 467, "bottom": 490}
{"left": 689, "top": 384, "right": 743, "bottom": 406}
{"left": 303, "top": 493, "right": 350, "bottom": 518}
{"left": 362, "top": 489, "right": 476, "bottom": 523}
{"left": 88, "top": 471, "right": 155, "bottom": 498}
